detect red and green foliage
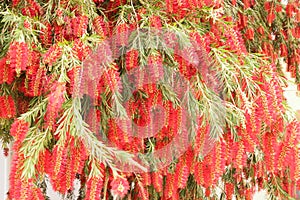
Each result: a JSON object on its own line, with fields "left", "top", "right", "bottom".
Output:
{"left": 0, "top": 0, "right": 299, "bottom": 199}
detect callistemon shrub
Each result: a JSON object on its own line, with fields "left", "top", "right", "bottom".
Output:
{"left": 0, "top": 0, "right": 299, "bottom": 200}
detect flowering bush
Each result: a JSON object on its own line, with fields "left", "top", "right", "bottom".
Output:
{"left": 0, "top": 0, "right": 299, "bottom": 199}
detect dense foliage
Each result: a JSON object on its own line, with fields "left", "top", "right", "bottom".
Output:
{"left": 0, "top": 0, "right": 299, "bottom": 199}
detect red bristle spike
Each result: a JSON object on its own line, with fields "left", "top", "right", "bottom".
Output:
{"left": 115, "top": 23, "right": 129, "bottom": 46}
{"left": 73, "top": 140, "right": 88, "bottom": 174}
{"left": 164, "top": 172, "right": 176, "bottom": 199}
{"left": 12, "top": 0, "right": 20, "bottom": 7}
{"left": 72, "top": 39, "right": 92, "bottom": 61}
{"left": 267, "top": 11, "right": 276, "bottom": 26}
{"left": 0, "top": 95, "right": 16, "bottom": 119}
{"left": 42, "top": 44, "right": 62, "bottom": 66}
{"left": 72, "top": 15, "right": 89, "bottom": 38}
{"left": 103, "top": 65, "right": 121, "bottom": 92}
{"left": 8, "top": 41, "right": 28, "bottom": 75}
{"left": 136, "top": 181, "right": 149, "bottom": 200}
{"left": 26, "top": 66, "right": 46, "bottom": 97}
{"left": 10, "top": 119, "right": 29, "bottom": 142}
{"left": 0, "top": 57, "right": 15, "bottom": 84}
{"left": 175, "top": 160, "right": 189, "bottom": 189}
{"left": 225, "top": 182, "right": 234, "bottom": 199}
{"left": 93, "top": 16, "right": 108, "bottom": 38}
{"left": 151, "top": 171, "right": 163, "bottom": 193}
{"left": 21, "top": 7, "right": 38, "bottom": 17}
{"left": 125, "top": 49, "right": 139, "bottom": 71}
{"left": 85, "top": 175, "right": 104, "bottom": 200}
{"left": 233, "top": 142, "right": 245, "bottom": 170}
{"left": 149, "top": 15, "right": 162, "bottom": 30}
{"left": 147, "top": 51, "right": 164, "bottom": 82}
{"left": 44, "top": 82, "right": 66, "bottom": 129}
{"left": 140, "top": 173, "right": 151, "bottom": 186}
{"left": 40, "top": 22, "right": 53, "bottom": 47}
{"left": 26, "top": 0, "right": 43, "bottom": 16}
{"left": 32, "top": 188, "right": 45, "bottom": 200}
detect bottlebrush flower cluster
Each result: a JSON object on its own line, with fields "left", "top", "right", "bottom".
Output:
{"left": 0, "top": 0, "right": 299, "bottom": 200}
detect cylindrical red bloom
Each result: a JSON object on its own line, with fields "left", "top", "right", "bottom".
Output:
{"left": 71, "top": 15, "right": 89, "bottom": 38}
{"left": 0, "top": 95, "right": 16, "bottom": 119}
{"left": 0, "top": 57, "right": 15, "bottom": 84}
{"left": 10, "top": 119, "right": 29, "bottom": 141}
{"left": 286, "top": 3, "right": 295, "bottom": 18}
{"left": 245, "top": 28, "right": 254, "bottom": 40}
{"left": 267, "top": 11, "right": 276, "bottom": 26}
{"left": 85, "top": 175, "right": 104, "bottom": 200}
{"left": 280, "top": 43, "right": 288, "bottom": 57}
{"left": 42, "top": 44, "right": 62, "bottom": 66}
{"left": 93, "top": 16, "right": 108, "bottom": 38}
{"left": 8, "top": 41, "right": 29, "bottom": 74}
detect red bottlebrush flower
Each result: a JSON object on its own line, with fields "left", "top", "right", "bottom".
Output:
{"left": 85, "top": 176, "right": 104, "bottom": 200}
{"left": 32, "top": 188, "right": 45, "bottom": 200}
{"left": 12, "top": 0, "right": 20, "bottom": 6}
{"left": 71, "top": 15, "right": 89, "bottom": 38}
{"left": 40, "top": 22, "right": 53, "bottom": 48}
{"left": 232, "top": 0, "right": 237, "bottom": 6}
{"left": 110, "top": 177, "right": 130, "bottom": 199}
{"left": 233, "top": 142, "right": 245, "bottom": 170}
{"left": 280, "top": 43, "right": 288, "bottom": 57}
{"left": 26, "top": 0, "right": 43, "bottom": 16}
{"left": 44, "top": 82, "right": 66, "bottom": 129}
{"left": 53, "top": 23, "right": 64, "bottom": 42}
{"left": 147, "top": 51, "right": 164, "bottom": 81}
{"left": 291, "top": 27, "right": 300, "bottom": 39}
{"left": 72, "top": 140, "right": 88, "bottom": 174}
{"left": 140, "top": 173, "right": 151, "bottom": 186}
{"left": 164, "top": 172, "right": 176, "bottom": 199}
{"left": 257, "top": 26, "right": 265, "bottom": 35}
{"left": 67, "top": 66, "right": 81, "bottom": 95}
{"left": 151, "top": 171, "right": 163, "bottom": 192}
{"left": 275, "top": 4, "right": 282, "bottom": 12}
{"left": 21, "top": 7, "right": 38, "bottom": 17}
{"left": 267, "top": 11, "right": 276, "bottom": 26}
{"left": 42, "top": 44, "right": 62, "bottom": 66}
{"left": 243, "top": 0, "right": 250, "bottom": 9}
{"left": 115, "top": 23, "right": 129, "bottom": 46}
{"left": 245, "top": 28, "right": 254, "bottom": 40}
{"left": 238, "top": 13, "right": 248, "bottom": 28}
{"left": 174, "top": 161, "right": 189, "bottom": 189}
{"left": 0, "top": 95, "right": 16, "bottom": 119}
{"left": 72, "top": 39, "right": 92, "bottom": 61}
{"left": 10, "top": 119, "right": 29, "bottom": 141}
{"left": 264, "top": 2, "right": 272, "bottom": 11}
{"left": 0, "top": 57, "right": 15, "bottom": 84}
{"left": 103, "top": 65, "right": 121, "bottom": 92}
{"left": 8, "top": 41, "right": 29, "bottom": 75}
{"left": 23, "top": 20, "right": 31, "bottom": 30}
{"left": 263, "top": 133, "right": 277, "bottom": 173}
{"left": 296, "top": 10, "right": 300, "bottom": 22}
{"left": 26, "top": 66, "right": 46, "bottom": 97}
{"left": 194, "top": 161, "right": 204, "bottom": 185}
{"left": 125, "top": 49, "right": 139, "bottom": 71}
{"left": 225, "top": 183, "right": 234, "bottom": 199}
{"left": 93, "top": 16, "right": 108, "bottom": 38}
{"left": 205, "top": 187, "right": 211, "bottom": 197}
{"left": 135, "top": 181, "right": 149, "bottom": 200}
{"left": 286, "top": 3, "right": 295, "bottom": 18}
{"left": 149, "top": 15, "right": 162, "bottom": 31}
